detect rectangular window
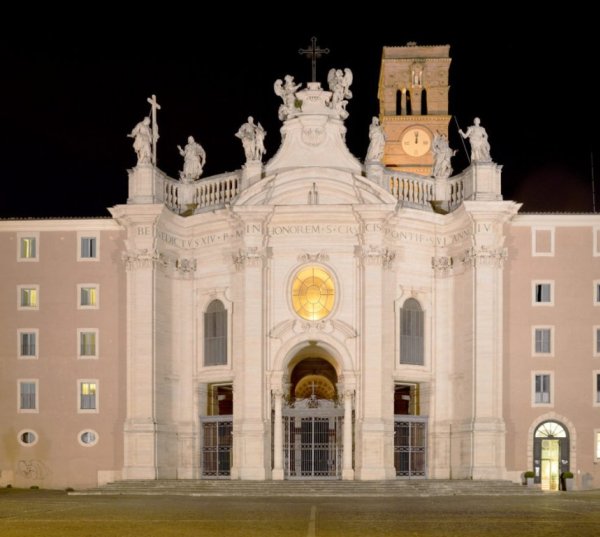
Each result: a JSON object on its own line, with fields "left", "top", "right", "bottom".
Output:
{"left": 20, "top": 237, "right": 37, "bottom": 259}
{"left": 596, "top": 328, "right": 600, "bottom": 356}
{"left": 594, "top": 227, "right": 600, "bottom": 257}
{"left": 79, "top": 381, "right": 97, "bottom": 411}
{"left": 596, "top": 374, "right": 600, "bottom": 404}
{"left": 18, "top": 286, "right": 38, "bottom": 309}
{"left": 596, "top": 431, "right": 600, "bottom": 460}
{"left": 595, "top": 281, "right": 600, "bottom": 305}
{"left": 78, "top": 330, "right": 97, "bottom": 357}
{"left": 532, "top": 228, "right": 554, "bottom": 256}
{"left": 78, "top": 285, "right": 98, "bottom": 308}
{"left": 77, "top": 232, "right": 100, "bottom": 261}
{"left": 534, "top": 374, "right": 551, "bottom": 404}
{"left": 533, "top": 327, "right": 553, "bottom": 355}
{"left": 18, "top": 330, "right": 37, "bottom": 358}
{"left": 533, "top": 282, "right": 553, "bottom": 305}
{"left": 18, "top": 380, "right": 38, "bottom": 412}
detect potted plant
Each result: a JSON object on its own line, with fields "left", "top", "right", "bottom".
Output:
{"left": 561, "top": 471, "right": 574, "bottom": 491}
{"left": 524, "top": 470, "right": 535, "bottom": 487}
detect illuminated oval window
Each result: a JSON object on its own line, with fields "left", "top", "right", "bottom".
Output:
{"left": 292, "top": 266, "right": 335, "bottom": 321}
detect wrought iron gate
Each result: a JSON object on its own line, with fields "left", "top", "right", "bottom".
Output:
{"left": 394, "top": 416, "right": 427, "bottom": 478}
{"left": 283, "top": 399, "right": 343, "bottom": 479}
{"left": 201, "top": 416, "right": 232, "bottom": 478}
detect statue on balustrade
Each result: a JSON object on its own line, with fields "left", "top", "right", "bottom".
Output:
{"left": 235, "top": 116, "right": 267, "bottom": 162}
{"left": 365, "top": 117, "right": 386, "bottom": 162}
{"left": 459, "top": 117, "right": 491, "bottom": 162}
{"left": 178, "top": 136, "right": 206, "bottom": 182}
{"left": 432, "top": 133, "right": 456, "bottom": 179}
{"left": 128, "top": 117, "right": 152, "bottom": 165}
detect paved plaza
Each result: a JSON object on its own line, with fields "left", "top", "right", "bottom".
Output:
{"left": 1, "top": 488, "right": 599, "bottom": 536}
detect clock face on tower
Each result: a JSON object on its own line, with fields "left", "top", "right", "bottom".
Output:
{"left": 401, "top": 127, "right": 431, "bottom": 157}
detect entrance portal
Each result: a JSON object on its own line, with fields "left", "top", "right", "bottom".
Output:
{"left": 282, "top": 356, "right": 344, "bottom": 479}
{"left": 533, "top": 421, "right": 569, "bottom": 491}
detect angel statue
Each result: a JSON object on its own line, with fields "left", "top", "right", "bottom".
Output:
{"left": 274, "top": 75, "right": 302, "bottom": 121}
{"left": 327, "top": 68, "right": 353, "bottom": 119}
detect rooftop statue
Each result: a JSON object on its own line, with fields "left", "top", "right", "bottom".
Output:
{"left": 366, "top": 117, "right": 386, "bottom": 162}
{"left": 432, "top": 133, "right": 456, "bottom": 179}
{"left": 177, "top": 136, "right": 206, "bottom": 182}
{"left": 128, "top": 117, "right": 152, "bottom": 165}
{"left": 459, "top": 117, "right": 491, "bottom": 162}
{"left": 274, "top": 75, "right": 302, "bottom": 120}
{"left": 235, "top": 116, "right": 267, "bottom": 162}
{"left": 327, "top": 68, "right": 353, "bottom": 119}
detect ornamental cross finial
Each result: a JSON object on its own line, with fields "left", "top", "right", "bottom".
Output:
{"left": 298, "top": 37, "right": 330, "bottom": 82}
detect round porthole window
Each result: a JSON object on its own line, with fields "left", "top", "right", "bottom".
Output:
{"left": 78, "top": 430, "right": 98, "bottom": 447}
{"left": 291, "top": 266, "right": 335, "bottom": 321}
{"left": 18, "top": 430, "right": 38, "bottom": 446}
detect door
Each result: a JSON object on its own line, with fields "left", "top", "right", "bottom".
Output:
{"left": 282, "top": 400, "right": 344, "bottom": 479}
{"left": 541, "top": 439, "right": 560, "bottom": 491}
{"left": 394, "top": 417, "right": 428, "bottom": 478}
{"left": 201, "top": 416, "right": 232, "bottom": 478}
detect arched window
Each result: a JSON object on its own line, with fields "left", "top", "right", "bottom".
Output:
{"left": 204, "top": 300, "right": 227, "bottom": 366}
{"left": 396, "top": 89, "right": 402, "bottom": 115}
{"left": 400, "top": 298, "right": 424, "bottom": 365}
{"left": 405, "top": 90, "right": 413, "bottom": 116}
{"left": 420, "top": 88, "right": 428, "bottom": 115}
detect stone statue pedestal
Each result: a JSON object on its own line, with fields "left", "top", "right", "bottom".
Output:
{"left": 128, "top": 163, "right": 157, "bottom": 204}
{"left": 365, "top": 161, "right": 385, "bottom": 189}
{"left": 179, "top": 182, "right": 197, "bottom": 213}
{"left": 241, "top": 160, "right": 263, "bottom": 191}
{"left": 468, "top": 161, "right": 502, "bottom": 201}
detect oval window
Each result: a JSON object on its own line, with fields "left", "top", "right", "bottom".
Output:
{"left": 78, "top": 430, "right": 98, "bottom": 446}
{"left": 292, "top": 266, "right": 335, "bottom": 321}
{"left": 18, "top": 430, "right": 38, "bottom": 446}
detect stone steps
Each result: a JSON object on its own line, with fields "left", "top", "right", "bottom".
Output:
{"left": 71, "top": 479, "right": 541, "bottom": 497}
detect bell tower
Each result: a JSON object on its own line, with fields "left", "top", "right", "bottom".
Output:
{"left": 378, "top": 43, "right": 451, "bottom": 175}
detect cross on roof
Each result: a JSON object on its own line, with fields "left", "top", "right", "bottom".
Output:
{"left": 299, "top": 37, "right": 330, "bottom": 83}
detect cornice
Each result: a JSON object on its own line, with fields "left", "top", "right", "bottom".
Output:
{"left": 0, "top": 218, "right": 122, "bottom": 232}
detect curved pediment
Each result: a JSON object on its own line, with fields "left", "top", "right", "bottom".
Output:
{"left": 235, "top": 167, "right": 397, "bottom": 207}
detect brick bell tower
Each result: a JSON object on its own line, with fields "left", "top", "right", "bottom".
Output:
{"left": 378, "top": 43, "right": 451, "bottom": 175}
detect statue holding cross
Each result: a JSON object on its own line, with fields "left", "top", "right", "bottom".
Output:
{"left": 128, "top": 95, "right": 161, "bottom": 167}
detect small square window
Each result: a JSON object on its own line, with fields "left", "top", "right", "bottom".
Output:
{"left": 18, "top": 330, "right": 38, "bottom": 358}
{"left": 596, "top": 373, "right": 600, "bottom": 405}
{"left": 594, "top": 327, "right": 600, "bottom": 357}
{"left": 18, "top": 286, "right": 39, "bottom": 309}
{"left": 18, "top": 236, "right": 38, "bottom": 260}
{"left": 533, "top": 373, "right": 552, "bottom": 406}
{"left": 78, "top": 232, "right": 99, "bottom": 261}
{"left": 78, "top": 330, "right": 98, "bottom": 358}
{"left": 595, "top": 282, "right": 600, "bottom": 306}
{"left": 533, "top": 327, "right": 553, "bottom": 356}
{"left": 532, "top": 281, "right": 553, "bottom": 306}
{"left": 18, "top": 380, "right": 38, "bottom": 412}
{"left": 78, "top": 285, "right": 99, "bottom": 309}
{"left": 79, "top": 381, "right": 98, "bottom": 412}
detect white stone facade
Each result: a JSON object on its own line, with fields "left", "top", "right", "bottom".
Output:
{"left": 1, "top": 47, "right": 599, "bottom": 490}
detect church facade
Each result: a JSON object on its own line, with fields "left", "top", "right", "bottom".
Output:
{"left": 1, "top": 45, "right": 599, "bottom": 491}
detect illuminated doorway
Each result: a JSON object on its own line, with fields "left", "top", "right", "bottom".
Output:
{"left": 533, "top": 421, "right": 569, "bottom": 491}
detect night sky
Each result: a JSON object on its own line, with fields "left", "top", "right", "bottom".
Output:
{"left": 0, "top": 17, "right": 596, "bottom": 218}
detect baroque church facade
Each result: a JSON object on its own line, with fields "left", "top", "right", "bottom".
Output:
{"left": 2, "top": 44, "right": 600, "bottom": 491}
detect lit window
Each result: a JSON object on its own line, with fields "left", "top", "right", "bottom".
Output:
{"left": 19, "top": 331, "right": 37, "bottom": 358}
{"left": 596, "top": 432, "right": 600, "bottom": 460}
{"left": 79, "top": 331, "right": 97, "bottom": 357}
{"left": 79, "top": 381, "right": 97, "bottom": 411}
{"left": 18, "top": 430, "right": 38, "bottom": 446}
{"left": 79, "top": 286, "right": 98, "bottom": 308}
{"left": 20, "top": 237, "right": 37, "bottom": 259}
{"left": 204, "top": 300, "right": 227, "bottom": 366}
{"left": 534, "top": 374, "right": 551, "bottom": 404}
{"left": 19, "top": 286, "right": 38, "bottom": 308}
{"left": 78, "top": 430, "right": 98, "bottom": 446}
{"left": 19, "top": 381, "right": 37, "bottom": 411}
{"left": 400, "top": 299, "right": 424, "bottom": 365}
{"left": 291, "top": 266, "right": 335, "bottom": 321}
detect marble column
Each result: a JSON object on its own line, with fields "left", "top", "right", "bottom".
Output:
{"left": 342, "top": 389, "right": 355, "bottom": 480}
{"left": 272, "top": 389, "right": 284, "bottom": 480}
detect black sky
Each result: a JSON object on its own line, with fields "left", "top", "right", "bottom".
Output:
{"left": 0, "top": 16, "right": 597, "bottom": 217}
